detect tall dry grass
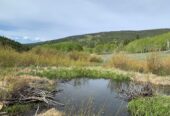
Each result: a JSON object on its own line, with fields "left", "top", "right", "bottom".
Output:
{"left": 108, "top": 53, "right": 147, "bottom": 73}
{"left": 108, "top": 53, "right": 170, "bottom": 75}
{"left": 0, "top": 47, "right": 102, "bottom": 67}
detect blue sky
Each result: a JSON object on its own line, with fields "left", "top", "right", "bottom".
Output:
{"left": 0, "top": 0, "right": 170, "bottom": 43}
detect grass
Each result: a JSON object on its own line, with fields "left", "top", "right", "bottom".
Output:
{"left": 128, "top": 96, "right": 170, "bottom": 116}
{"left": 0, "top": 47, "right": 102, "bottom": 67}
{"left": 107, "top": 52, "right": 170, "bottom": 75}
{"left": 2, "top": 104, "right": 34, "bottom": 115}
{"left": 0, "top": 67, "right": 56, "bottom": 115}
{"left": 29, "top": 67, "right": 130, "bottom": 81}
{"left": 0, "top": 68, "right": 22, "bottom": 99}
{"left": 107, "top": 53, "right": 147, "bottom": 73}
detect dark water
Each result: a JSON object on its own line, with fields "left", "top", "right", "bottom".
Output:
{"left": 55, "top": 79, "right": 170, "bottom": 116}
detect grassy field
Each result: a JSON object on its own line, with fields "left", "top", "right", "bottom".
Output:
{"left": 128, "top": 96, "right": 170, "bottom": 116}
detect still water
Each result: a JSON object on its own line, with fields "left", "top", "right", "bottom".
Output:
{"left": 55, "top": 79, "right": 170, "bottom": 116}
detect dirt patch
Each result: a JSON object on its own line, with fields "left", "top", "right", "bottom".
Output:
{"left": 38, "top": 108, "right": 64, "bottom": 116}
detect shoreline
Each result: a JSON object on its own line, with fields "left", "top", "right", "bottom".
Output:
{"left": 26, "top": 66, "right": 170, "bottom": 86}
{"left": 112, "top": 68, "right": 170, "bottom": 86}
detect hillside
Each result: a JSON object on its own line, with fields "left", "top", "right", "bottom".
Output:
{"left": 0, "top": 36, "right": 29, "bottom": 51}
{"left": 125, "top": 32, "right": 170, "bottom": 53}
{"left": 30, "top": 28, "right": 170, "bottom": 53}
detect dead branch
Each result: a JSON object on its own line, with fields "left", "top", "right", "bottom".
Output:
{"left": 119, "top": 82, "right": 153, "bottom": 101}
{"left": 0, "top": 86, "right": 64, "bottom": 107}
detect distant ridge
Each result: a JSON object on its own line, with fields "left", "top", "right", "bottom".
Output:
{"left": 30, "top": 28, "right": 170, "bottom": 46}
{"left": 0, "top": 36, "right": 29, "bottom": 51}
{"left": 26, "top": 28, "right": 170, "bottom": 53}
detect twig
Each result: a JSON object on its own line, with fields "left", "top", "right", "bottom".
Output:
{"left": 34, "top": 104, "right": 39, "bottom": 116}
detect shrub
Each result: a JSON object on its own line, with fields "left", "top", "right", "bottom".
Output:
{"left": 68, "top": 51, "right": 89, "bottom": 61}
{"left": 107, "top": 52, "right": 170, "bottom": 75}
{"left": 88, "top": 55, "right": 103, "bottom": 63}
{"left": 44, "top": 42, "right": 83, "bottom": 52}
{"left": 146, "top": 53, "right": 163, "bottom": 74}
{"left": 109, "top": 53, "right": 129, "bottom": 70}
{"left": 0, "top": 48, "right": 98, "bottom": 67}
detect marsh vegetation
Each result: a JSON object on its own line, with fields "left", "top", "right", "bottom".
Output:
{"left": 1, "top": 30, "right": 170, "bottom": 115}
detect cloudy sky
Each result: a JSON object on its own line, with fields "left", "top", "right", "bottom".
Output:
{"left": 0, "top": 0, "right": 170, "bottom": 43}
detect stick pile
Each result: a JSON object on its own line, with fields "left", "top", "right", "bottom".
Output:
{"left": 0, "top": 86, "right": 64, "bottom": 110}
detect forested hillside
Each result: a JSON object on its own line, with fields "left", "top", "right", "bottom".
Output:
{"left": 125, "top": 32, "right": 170, "bottom": 53}
{"left": 1, "top": 28, "right": 170, "bottom": 53}
{"left": 0, "top": 36, "right": 29, "bottom": 51}
{"left": 30, "top": 29, "right": 170, "bottom": 53}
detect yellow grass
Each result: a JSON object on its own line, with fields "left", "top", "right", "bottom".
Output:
{"left": 0, "top": 68, "right": 55, "bottom": 99}
{"left": 108, "top": 53, "right": 170, "bottom": 75}
{"left": 0, "top": 48, "right": 102, "bottom": 67}
{"left": 108, "top": 53, "right": 147, "bottom": 73}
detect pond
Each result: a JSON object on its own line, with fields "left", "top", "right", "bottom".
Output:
{"left": 54, "top": 79, "right": 170, "bottom": 116}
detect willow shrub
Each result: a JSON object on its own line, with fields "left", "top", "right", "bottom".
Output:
{"left": 108, "top": 53, "right": 170, "bottom": 75}
{"left": 0, "top": 47, "right": 102, "bottom": 67}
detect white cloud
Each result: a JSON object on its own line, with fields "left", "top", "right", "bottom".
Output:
{"left": 0, "top": 0, "right": 170, "bottom": 43}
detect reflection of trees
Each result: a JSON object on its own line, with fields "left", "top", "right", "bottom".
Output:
{"left": 73, "top": 78, "right": 89, "bottom": 87}
{"left": 108, "top": 80, "right": 170, "bottom": 96}
{"left": 107, "top": 80, "right": 129, "bottom": 93}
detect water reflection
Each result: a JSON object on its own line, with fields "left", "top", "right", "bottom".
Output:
{"left": 56, "top": 79, "right": 129, "bottom": 116}
{"left": 56, "top": 79, "right": 170, "bottom": 116}
{"left": 107, "top": 80, "right": 129, "bottom": 93}
{"left": 72, "top": 78, "right": 89, "bottom": 87}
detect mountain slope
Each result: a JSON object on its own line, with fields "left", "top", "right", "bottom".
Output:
{"left": 32, "top": 28, "right": 170, "bottom": 45}
{"left": 0, "top": 36, "right": 29, "bottom": 51}
{"left": 125, "top": 32, "right": 170, "bottom": 53}
{"left": 30, "top": 28, "right": 170, "bottom": 53}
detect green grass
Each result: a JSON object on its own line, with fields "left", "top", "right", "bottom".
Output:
{"left": 125, "top": 32, "right": 170, "bottom": 53}
{"left": 2, "top": 104, "right": 34, "bottom": 115}
{"left": 30, "top": 67, "right": 130, "bottom": 81}
{"left": 128, "top": 96, "right": 170, "bottom": 116}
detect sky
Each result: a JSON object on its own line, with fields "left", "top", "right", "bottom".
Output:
{"left": 0, "top": 0, "right": 170, "bottom": 43}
